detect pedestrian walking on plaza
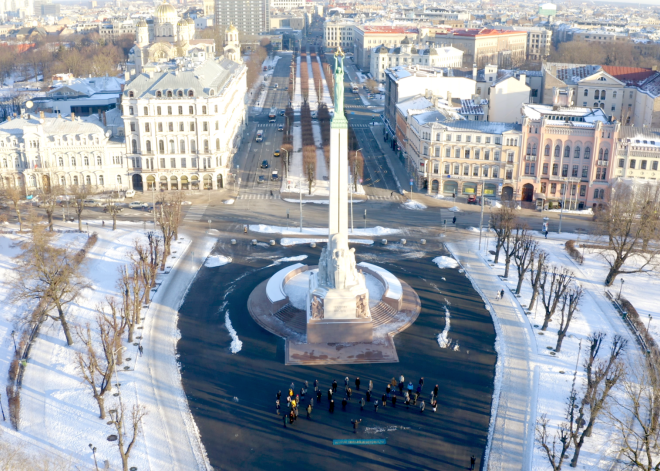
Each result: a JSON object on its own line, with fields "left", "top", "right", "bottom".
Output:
{"left": 306, "top": 404, "right": 312, "bottom": 419}
{"left": 420, "top": 401, "right": 425, "bottom": 413}
{"left": 276, "top": 399, "right": 280, "bottom": 415}
{"left": 500, "top": 289, "right": 505, "bottom": 299}
{"left": 283, "top": 413, "right": 288, "bottom": 428}
{"left": 347, "top": 387, "right": 352, "bottom": 401}
{"left": 495, "top": 291, "right": 500, "bottom": 301}
{"left": 328, "top": 389, "right": 333, "bottom": 401}
{"left": 419, "top": 377, "right": 424, "bottom": 390}
{"left": 398, "top": 376, "right": 404, "bottom": 395}
{"left": 431, "top": 398, "right": 437, "bottom": 412}
{"left": 360, "top": 397, "right": 365, "bottom": 410}
{"left": 277, "top": 390, "right": 282, "bottom": 401}
{"left": 305, "top": 380, "right": 308, "bottom": 389}
{"left": 317, "top": 390, "right": 322, "bottom": 403}
{"left": 329, "top": 399, "right": 335, "bottom": 414}
{"left": 342, "top": 397, "right": 347, "bottom": 410}
{"left": 351, "top": 418, "right": 362, "bottom": 434}
{"left": 392, "top": 395, "right": 397, "bottom": 408}
{"left": 345, "top": 376, "right": 349, "bottom": 387}
{"left": 291, "top": 398, "right": 297, "bottom": 410}
{"left": 470, "top": 455, "right": 476, "bottom": 470}
{"left": 286, "top": 396, "right": 291, "bottom": 408}
{"left": 390, "top": 377, "right": 398, "bottom": 389}
{"left": 368, "top": 380, "right": 373, "bottom": 392}
{"left": 139, "top": 345, "right": 143, "bottom": 356}
{"left": 407, "top": 381, "right": 414, "bottom": 394}
{"left": 434, "top": 384, "right": 439, "bottom": 397}
{"left": 416, "top": 385, "right": 422, "bottom": 396}
{"left": 374, "top": 400, "right": 379, "bottom": 412}
{"left": 314, "top": 379, "right": 318, "bottom": 391}
{"left": 386, "top": 384, "right": 391, "bottom": 395}
{"left": 366, "top": 390, "right": 371, "bottom": 403}
{"left": 413, "top": 392, "right": 419, "bottom": 406}
{"left": 332, "top": 380, "right": 338, "bottom": 392}
{"left": 300, "top": 387, "right": 306, "bottom": 399}
{"left": 381, "top": 394, "right": 387, "bottom": 407}
{"left": 452, "top": 216, "right": 456, "bottom": 224}
{"left": 289, "top": 388, "right": 294, "bottom": 398}
{"left": 355, "top": 377, "right": 361, "bottom": 390}
{"left": 405, "top": 397, "right": 410, "bottom": 409}
{"left": 290, "top": 410, "right": 296, "bottom": 424}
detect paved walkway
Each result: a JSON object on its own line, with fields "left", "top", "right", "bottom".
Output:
{"left": 446, "top": 239, "right": 537, "bottom": 471}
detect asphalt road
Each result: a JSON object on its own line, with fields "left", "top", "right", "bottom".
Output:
{"left": 177, "top": 236, "right": 495, "bottom": 471}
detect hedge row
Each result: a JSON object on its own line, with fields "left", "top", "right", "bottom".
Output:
{"left": 565, "top": 240, "right": 584, "bottom": 265}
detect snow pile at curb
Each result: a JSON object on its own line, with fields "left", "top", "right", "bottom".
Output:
{"left": 433, "top": 194, "right": 445, "bottom": 199}
{"left": 223, "top": 199, "right": 235, "bottom": 205}
{"left": 204, "top": 255, "right": 232, "bottom": 268}
{"left": 437, "top": 306, "right": 451, "bottom": 348}
{"left": 432, "top": 256, "right": 459, "bottom": 269}
{"left": 448, "top": 206, "right": 460, "bottom": 212}
{"left": 276, "top": 255, "right": 308, "bottom": 262}
{"left": 402, "top": 200, "right": 427, "bottom": 210}
{"left": 225, "top": 312, "right": 242, "bottom": 354}
{"left": 546, "top": 208, "right": 593, "bottom": 215}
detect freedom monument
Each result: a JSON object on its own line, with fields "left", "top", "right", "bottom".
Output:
{"left": 248, "top": 48, "right": 421, "bottom": 365}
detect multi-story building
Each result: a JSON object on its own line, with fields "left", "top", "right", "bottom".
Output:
{"left": 519, "top": 102, "right": 619, "bottom": 209}
{"left": 432, "top": 28, "right": 527, "bottom": 68}
{"left": 406, "top": 113, "right": 522, "bottom": 198}
{"left": 32, "top": 75, "right": 123, "bottom": 116}
{"left": 214, "top": 0, "right": 270, "bottom": 37}
{"left": 270, "top": 0, "right": 305, "bottom": 9}
{"left": 0, "top": 112, "right": 126, "bottom": 194}
{"left": 370, "top": 40, "right": 463, "bottom": 82}
{"left": 572, "top": 30, "right": 629, "bottom": 44}
{"left": 613, "top": 127, "right": 660, "bottom": 182}
{"left": 353, "top": 25, "right": 419, "bottom": 71}
{"left": 542, "top": 63, "right": 660, "bottom": 127}
{"left": 323, "top": 18, "right": 354, "bottom": 51}
{"left": 120, "top": 54, "right": 247, "bottom": 192}
{"left": 99, "top": 18, "right": 136, "bottom": 40}
{"left": 270, "top": 13, "right": 306, "bottom": 32}
{"left": 497, "top": 26, "right": 552, "bottom": 62}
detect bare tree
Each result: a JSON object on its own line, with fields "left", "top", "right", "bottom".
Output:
{"left": 491, "top": 204, "right": 515, "bottom": 264}
{"left": 132, "top": 236, "right": 161, "bottom": 305}
{"left": 10, "top": 224, "right": 89, "bottom": 345}
{"left": 593, "top": 181, "right": 660, "bottom": 286}
{"left": 512, "top": 231, "right": 538, "bottom": 294}
{"left": 155, "top": 195, "right": 182, "bottom": 268}
{"left": 74, "top": 317, "right": 119, "bottom": 419}
{"left": 570, "top": 333, "right": 627, "bottom": 467}
{"left": 104, "top": 199, "right": 123, "bottom": 231}
{"left": 555, "top": 286, "right": 583, "bottom": 353}
{"left": 37, "top": 185, "right": 64, "bottom": 231}
{"left": 109, "top": 403, "right": 147, "bottom": 471}
{"left": 117, "top": 263, "right": 142, "bottom": 343}
{"left": 70, "top": 185, "right": 96, "bottom": 232}
{"left": 536, "top": 412, "right": 574, "bottom": 471}
{"left": 1, "top": 184, "right": 24, "bottom": 231}
{"left": 606, "top": 357, "right": 660, "bottom": 471}
{"left": 539, "top": 266, "right": 575, "bottom": 331}
{"left": 529, "top": 250, "right": 548, "bottom": 309}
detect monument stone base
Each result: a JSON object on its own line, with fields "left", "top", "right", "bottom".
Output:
{"left": 307, "top": 317, "right": 373, "bottom": 344}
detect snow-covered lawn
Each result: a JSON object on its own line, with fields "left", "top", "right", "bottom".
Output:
{"left": 0, "top": 222, "right": 203, "bottom": 469}
{"left": 477, "top": 234, "right": 641, "bottom": 470}
{"left": 402, "top": 200, "right": 427, "bottom": 210}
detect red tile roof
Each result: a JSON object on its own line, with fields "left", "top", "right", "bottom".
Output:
{"left": 601, "top": 65, "right": 656, "bottom": 83}
{"left": 436, "top": 28, "right": 526, "bottom": 37}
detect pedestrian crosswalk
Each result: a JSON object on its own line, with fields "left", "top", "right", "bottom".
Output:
{"left": 183, "top": 203, "right": 208, "bottom": 222}
{"left": 349, "top": 123, "right": 383, "bottom": 128}
{"left": 237, "top": 194, "right": 282, "bottom": 200}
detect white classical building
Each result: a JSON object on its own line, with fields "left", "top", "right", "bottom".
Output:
{"left": 0, "top": 112, "right": 127, "bottom": 194}
{"left": 370, "top": 39, "right": 463, "bottom": 82}
{"left": 121, "top": 48, "right": 247, "bottom": 191}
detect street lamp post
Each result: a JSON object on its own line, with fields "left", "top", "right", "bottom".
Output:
{"left": 558, "top": 179, "right": 569, "bottom": 234}
{"left": 89, "top": 444, "right": 99, "bottom": 471}
{"left": 112, "top": 346, "right": 127, "bottom": 435}
{"left": 478, "top": 173, "right": 485, "bottom": 251}
{"left": 299, "top": 172, "right": 303, "bottom": 233}
{"left": 618, "top": 278, "right": 625, "bottom": 301}
{"left": 0, "top": 391, "right": 5, "bottom": 421}
{"left": 648, "top": 315, "right": 653, "bottom": 333}
{"left": 11, "top": 330, "right": 17, "bottom": 354}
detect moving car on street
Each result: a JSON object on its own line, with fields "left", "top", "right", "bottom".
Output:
{"left": 129, "top": 201, "right": 149, "bottom": 209}
{"left": 261, "top": 160, "right": 269, "bottom": 169}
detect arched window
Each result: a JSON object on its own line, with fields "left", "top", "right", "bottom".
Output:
{"left": 85, "top": 175, "right": 91, "bottom": 185}
{"left": 564, "top": 146, "right": 571, "bottom": 158}
{"left": 216, "top": 138, "right": 220, "bottom": 150}
{"left": 204, "top": 140, "right": 209, "bottom": 153}
{"left": 72, "top": 176, "right": 78, "bottom": 186}
{"left": 166, "top": 91, "right": 172, "bottom": 97}
{"left": 156, "top": 91, "right": 162, "bottom": 97}
{"left": 584, "top": 89, "right": 588, "bottom": 96}
{"left": 99, "top": 175, "right": 104, "bottom": 186}
{"left": 60, "top": 176, "right": 65, "bottom": 185}
{"left": 188, "top": 90, "right": 194, "bottom": 97}
{"left": 146, "top": 140, "right": 152, "bottom": 153}
{"left": 599, "top": 148, "right": 603, "bottom": 160}
{"left": 180, "top": 139, "right": 185, "bottom": 153}
{"left": 544, "top": 144, "right": 550, "bottom": 156}
{"left": 532, "top": 143, "right": 537, "bottom": 156}
{"left": 191, "top": 140, "right": 196, "bottom": 153}
{"left": 554, "top": 145, "right": 560, "bottom": 157}
{"left": 97, "top": 156, "right": 102, "bottom": 165}
{"left": 594, "top": 90, "right": 600, "bottom": 99}
{"left": 132, "top": 139, "right": 137, "bottom": 153}
{"left": 594, "top": 188, "right": 599, "bottom": 199}
{"left": 210, "top": 89, "right": 215, "bottom": 96}
{"left": 1, "top": 158, "right": 6, "bottom": 167}
{"left": 84, "top": 155, "right": 89, "bottom": 165}
{"left": 159, "top": 140, "right": 165, "bottom": 153}
{"left": 71, "top": 156, "right": 76, "bottom": 167}
{"left": 117, "top": 175, "right": 122, "bottom": 184}
{"left": 603, "top": 149, "right": 609, "bottom": 161}
{"left": 129, "top": 91, "right": 134, "bottom": 98}
{"left": 601, "top": 90, "right": 606, "bottom": 99}
{"left": 144, "top": 106, "right": 148, "bottom": 115}
{"left": 58, "top": 156, "right": 64, "bottom": 166}
{"left": 177, "top": 90, "right": 183, "bottom": 97}
{"left": 189, "top": 106, "right": 193, "bottom": 114}
{"left": 202, "top": 106, "right": 207, "bottom": 114}
{"left": 526, "top": 143, "right": 531, "bottom": 155}
{"left": 169, "top": 140, "right": 176, "bottom": 153}
{"left": 575, "top": 146, "right": 581, "bottom": 158}
{"left": 584, "top": 147, "right": 591, "bottom": 159}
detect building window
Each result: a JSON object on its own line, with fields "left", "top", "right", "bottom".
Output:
{"left": 129, "top": 106, "right": 133, "bottom": 115}
{"left": 456, "top": 135, "right": 462, "bottom": 142}
{"left": 216, "top": 138, "right": 220, "bottom": 150}
{"left": 475, "top": 150, "right": 480, "bottom": 160}
{"left": 453, "top": 164, "right": 459, "bottom": 174}
{"left": 584, "top": 147, "right": 591, "bottom": 159}
{"left": 463, "top": 164, "right": 469, "bottom": 176}
{"left": 159, "top": 140, "right": 165, "bottom": 153}
{"left": 132, "top": 139, "right": 137, "bottom": 153}
{"left": 541, "top": 182, "right": 547, "bottom": 193}
{"left": 181, "top": 158, "right": 187, "bottom": 168}
{"left": 630, "top": 159, "right": 636, "bottom": 169}
{"left": 170, "top": 158, "right": 176, "bottom": 168}
{"left": 584, "top": 89, "right": 588, "bottom": 96}
{"left": 146, "top": 140, "right": 152, "bottom": 153}
{"left": 544, "top": 144, "right": 550, "bottom": 156}
{"left": 204, "top": 140, "right": 209, "bottom": 153}
{"left": 574, "top": 146, "right": 580, "bottom": 159}
{"left": 202, "top": 106, "right": 207, "bottom": 114}
{"left": 99, "top": 175, "right": 104, "bottom": 185}
{"left": 580, "top": 185, "right": 586, "bottom": 197}
{"left": 180, "top": 139, "right": 186, "bottom": 153}
{"left": 552, "top": 163, "right": 558, "bottom": 176}
{"left": 117, "top": 175, "right": 122, "bottom": 184}
{"left": 507, "top": 152, "right": 514, "bottom": 163}
{"left": 455, "top": 149, "right": 461, "bottom": 158}
{"left": 444, "top": 163, "right": 450, "bottom": 174}
{"left": 594, "top": 90, "right": 600, "bottom": 99}
{"left": 145, "top": 123, "right": 150, "bottom": 132}
{"left": 445, "top": 148, "right": 451, "bottom": 158}
{"left": 191, "top": 140, "right": 196, "bottom": 153}
{"left": 97, "top": 156, "right": 102, "bottom": 165}
{"left": 465, "top": 150, "right": 471, "bottom": 159}
{"left": 178, "top": 106, "right": 183, "bottom": 115}
{"left": 554, "top": 145, "right": 560, "bottom": 157}
{"left": 160, "top": 158, "right": 165, "bottom": 168}
{"left": 550, "top": 183, "right": 556, "bottom": 194}
{"left": 168, "top": 123, "right": 174, "bottom": 132}
{"left": 144, "top": 107, "right": 148, "bottom": 115}
{"left": 189, "top": 106, "right": 194, "bottom": 114}
{"left": 653, "top": 161, "right": 659, "bottom": 171}
{"left": 484, "top": 150, "right": 490, "bottom": 160}
{"left": 203, "top": 122, "right": 208, "bottom": 132}
{"left": 157, "top": 106, "right": 161, "bottom": 115}
{"left": 641, "top": 160, "right": 648, "bottom": 170}
{"left": 564, "top": 146, "right": 571, "bottom": 158}
{"left": 130, "top": 123, "right": 136, "bottom": 132}
{"left": 494, "top": 151, "right": 501, "bottom": 161}
{"left": 423, "top": 146, "right": 428, "bottom": 156}
{"left": 572, "top": 165, "right": 578, "bottom": 177}
{"left": 190, "top": 122, "right": 195, "bottom": 131}
{"left": 157, "top": 123, "right": 162, "bottom": 132}
{"left": 433, "top": 162, "right": 439, "bottom": 174}
{"left": 542, "top": 163, "right": 548, "bottom": 174}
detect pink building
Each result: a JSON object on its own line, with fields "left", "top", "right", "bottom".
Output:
{"left": 519, "top": 100, "right": 619, "bottom": 210}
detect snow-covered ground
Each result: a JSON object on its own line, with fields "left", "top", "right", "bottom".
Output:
{"left": 0, "top": 221, "right": 214, "bottom": 470}
{"left": 402, "top": 200, "right": 427, "bottom": 210}
{"left": 250, "top": 224, "right": 399, "bottom": 236}
{"left": 280, "top": 238, "right": 374, "bottom": 246}
{"left": 472, "top": 234, "right": 642, "bottom": 470}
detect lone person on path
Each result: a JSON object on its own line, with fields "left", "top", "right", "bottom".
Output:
{"left": 344, "top": 376, "right": 349, "bottom": 387}
{"left": 139, "top": 345, "right": 144, "bottom": 356}
{"left": 355, "top": 377, "right": 361, "bottom": 390}
{"left": 452, "top": 216, "right": 456, "bottom": 225}
{"left": 342, "top": 397, "right": 348, "bottom": 410}
{"left": 381, "top": 394, "right": 387, "bottom": 407}
{"left": 332, "top": 380, "right": 338, "bottom": 393}
{"left": 500, "top": 289, "right": 505, "bottom": 299}
{"left": 374, "top": 400, "right": 379, "bottom": 412}
{"left": 347, "top": 388, "right": 352, "bottom": 401}
{"left": 496, "top": 290, "right": 501, "bottom": 301}
{"left": 368, "top": 380, "right": 373, "bottom": 392}
{"left": 398, "top": 375, "right": 404, "bottom": 395}
{"left": 306, "top": 404, "right": 312, "bottom": 419}
{"left": 407, "top": 381, "right": 414, "bottom": 395}
{"left": 419, "top": 377, "right": 424, "bottom": 390}
{"left": 360, "top": 397, "right": 365, "bottom": 410}
{"left": 276, "top": 399, "right": 280, "bottom": 415}
{"left": 470, "top": 455, "right": 476, "bottom": 470}
{"left": 282, "top": 413, "right": 288, "bottom": 428}
{"left": 433, "top": 384, "right": 439, "bottom": 397}
{"left": 351, "top": 418, "right": 362, "bottom": 434}
{"left": 314, "top": 379, "right": 318, "bottom": 391}
{"left": 329, "top": 399, "right": 335, "bottom": 413}
{"left": 277, "top": 390, "right": 282, "bottom": 401}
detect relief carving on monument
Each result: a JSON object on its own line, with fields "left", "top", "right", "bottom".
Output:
{"left": 356, "top": 294, "right": 368, "bottom": 319}
{"left": 311, "top": 295, "right": 324, "bottom": 320}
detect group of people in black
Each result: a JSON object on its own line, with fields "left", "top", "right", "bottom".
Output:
{"left": 276, "top": 375, "right": 440, "bottom": 428}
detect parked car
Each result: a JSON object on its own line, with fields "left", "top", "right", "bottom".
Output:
{"left": 129, "top": 201, "right": 149, "bottom": 209}
{"left": 261, "top": 160, "right": 269, "bottom": 169}
{"left": 258, "top": 175, "right": 266, "bottom": 184}
{"left": 83, "top": 199, "right": 99, "bottom": 207}
{"left": 280, "top": 110, "right": 285, "bottom": 116}
{"left": 467, "top": 195, "right": 477, "bottom": 204}
{"left": 124, "top": 189, "right": 136, "bottom": 198}
{"left": 103, "top": 205, "right": 124, "bottom": 213}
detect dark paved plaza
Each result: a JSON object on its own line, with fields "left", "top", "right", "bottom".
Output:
{"left": 177, "top": 236, "right": 496, "bottom": 470}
